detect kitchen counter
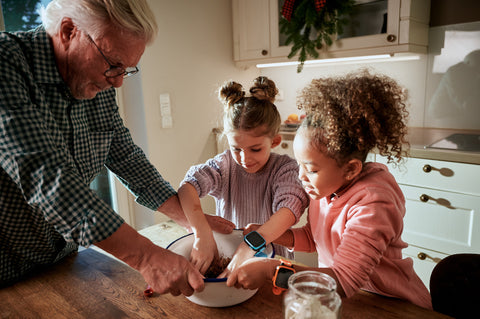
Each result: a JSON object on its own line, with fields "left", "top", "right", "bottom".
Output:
{"left": 276, "top": 126, "right": 480, "bottom": 165}
{"left": 0, "top": 221, "right": 452, "bottom": 319}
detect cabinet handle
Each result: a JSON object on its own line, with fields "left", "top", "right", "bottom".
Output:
{"left": 386, "top": 34, "right": 397, "bottom": 42}
{"left": 423, "top": 164, "right": 432, "bottom": 173}
{"left": 417, "top": 252, "right": 442, "bottom": 263}
{"left": 422, "top": 164, "right": 454, "bottom": 177}
{"left": 261, "top": 49, "right": 268, "bottom": 56}
{"left": 281, "top": 142, "right": 289, "bottom": 149}
{"left": 419, "top": 194, "right": 429, "bottom": 202}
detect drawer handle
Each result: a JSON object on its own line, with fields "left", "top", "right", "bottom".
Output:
{"left": 423, "top": 164, "right": 432, "bottom": 173}
{"left": 261, "top": 49, "right": 268, "bottom": 56}
{"left": 281, "top": 142, "right": 289, "bottom": 149}
{"left": 419, "top": 194, "right": 454, "bottom": 209}
{"left": 419, "top": 194, "right": 429, "bottom": 202}
{"left": 422, "top": 164, "right": 454, "bottom": 177}
{"left": 417, "top": 252, "right": 442, "bottom": 263}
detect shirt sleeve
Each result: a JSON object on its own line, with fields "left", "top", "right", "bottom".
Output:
{"left": 271, "top": 155, "right": 309, "bottom": 223}
{"left": 180, "top": 151, "right": 226, "bottom": 198}
{"left": 105, "top": 109, "right": 176, "bottom": 210}
{"left": 330, "top": 187, "right": 405, "bottom": 297}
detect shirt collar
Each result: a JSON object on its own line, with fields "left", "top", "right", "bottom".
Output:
{"left": 30, "top": 26, "right": 65, "bottom": 85}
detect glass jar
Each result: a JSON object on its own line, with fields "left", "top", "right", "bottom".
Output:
{"left": 284, "top": 271, "right": 342, "bottom": 319}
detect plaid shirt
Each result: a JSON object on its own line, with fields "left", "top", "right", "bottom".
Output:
{"left": 0, "top": 27, "right": 176, "bottom": 285}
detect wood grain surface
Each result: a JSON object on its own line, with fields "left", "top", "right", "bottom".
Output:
{"left": 0, "top": 248, "right": 452, "bottom": 319}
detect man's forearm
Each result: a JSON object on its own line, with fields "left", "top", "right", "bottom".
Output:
{"left": 156, "top": 194, "right": 190, "bottom": 229}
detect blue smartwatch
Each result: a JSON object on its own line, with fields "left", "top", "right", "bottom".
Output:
{"left": 244, "top": 231, "right": 266, "bottom": 252}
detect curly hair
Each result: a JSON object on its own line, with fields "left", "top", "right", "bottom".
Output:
{"left": 297, "top": 70, "right": 410, "bottom": 166}
{"left": 219, "top": 76, "right": 281, "bottom": 137}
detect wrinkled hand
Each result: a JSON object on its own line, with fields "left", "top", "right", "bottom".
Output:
{"left": 205, "top": 215, "right": 235, "bottom": 234}
{"left": 190, "top": 234, "right": 219, "bottom": 274}
{"left": 228, "top": 257, "right": 276, "bottom": 290}
{"left": 139, "top": 245, "right": 205, "bottom": 297}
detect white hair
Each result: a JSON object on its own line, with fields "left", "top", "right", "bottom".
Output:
{"left": 39, "top": 0, "right": 158, "bottom": 44}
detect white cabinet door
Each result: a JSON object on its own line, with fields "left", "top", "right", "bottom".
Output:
{"left": 232, "top": 0, "right": 271, "bottom": 61}
{"left": 400, "top": 184, "right": 480, "bottom": 256}
{"left": 327, "top": 0, "right": 400, "bottom": 53}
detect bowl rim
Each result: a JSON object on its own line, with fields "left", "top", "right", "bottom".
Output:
{"left": 166, "top": 229, "right": 275, "bottom": 282}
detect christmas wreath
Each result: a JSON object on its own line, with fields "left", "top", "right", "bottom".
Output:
{"left": 280, "top": 0, "right": 356, "bottom": 72}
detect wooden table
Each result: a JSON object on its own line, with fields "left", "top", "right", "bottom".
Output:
{"left": 0, "top": 248, "right": 451, "bottom": 318}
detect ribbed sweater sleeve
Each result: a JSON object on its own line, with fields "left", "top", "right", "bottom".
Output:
{"left": 181, "top": 151, "right": 309, "bottom": 228}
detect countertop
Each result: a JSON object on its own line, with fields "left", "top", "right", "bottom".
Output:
{"left": 276, "top": 126, "right": 480, "bottom": 165}
{"left": 0, "top": 221, "right": 452, "bottom": 319}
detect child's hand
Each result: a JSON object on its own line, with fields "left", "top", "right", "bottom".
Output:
{"left": 190, "top": 234, "right": 219, "bottom": 275}
{"left": 226, "top": 257, "right": 278, "bottom": 289}
{"left": 218, "top": 243, "right": 255, "bottom": 283}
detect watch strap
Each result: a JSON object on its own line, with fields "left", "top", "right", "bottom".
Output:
{"left": 272, "top": 259, "right": 296, "bottom": 295}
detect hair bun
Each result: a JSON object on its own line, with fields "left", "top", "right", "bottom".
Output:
{"left": 250, "top": 76, "right": 278, "bottom": 103}
{"left": 218, "top": 81, "right": 245, "bottom": 107}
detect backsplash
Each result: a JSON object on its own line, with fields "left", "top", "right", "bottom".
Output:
{"left": 260, "top": 21, "right": 480, "bottom": 131}
{"left": 425, "top": 21, "right": 480, "bottom": 130}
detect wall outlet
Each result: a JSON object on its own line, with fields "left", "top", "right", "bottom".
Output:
{"left": 277, "top": 89, "right": 284, "bottom": 101}
{"left": 162, "top": 115, "right": 173, "bottom": 128}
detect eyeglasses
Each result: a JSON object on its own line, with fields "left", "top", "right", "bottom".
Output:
{"left": 86, "top": 34, "right": 139, "bottom": 78}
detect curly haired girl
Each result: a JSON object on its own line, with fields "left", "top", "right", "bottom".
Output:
{"left": 178, "top": 76, "right": 308, "bottom": 276}
{"left": 228, "top": 71, "right": 432, "bottom": 309}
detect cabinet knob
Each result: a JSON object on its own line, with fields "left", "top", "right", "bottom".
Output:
{"left": 423, "top": 164, "right": 432, "bottom": 173}
{"left": 281, "top": 142, "right": 289, "bottom": 149}
{"left": 417, "top": 252, "right": 442, "bottom": 263}
{"left": 419, "top": 194, "right": 429, "bottom": 202}
{"left": 386, "top": 34, "right": 396, "bottom": 42}
{"left": 261, "top": 49, "right": 268, "bottom": 56}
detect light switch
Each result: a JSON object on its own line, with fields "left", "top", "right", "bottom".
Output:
{"left": 159, "top": 93, "right": 171, "bottom": 116}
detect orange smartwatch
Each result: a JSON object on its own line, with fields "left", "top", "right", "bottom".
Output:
{"left": 272, "top": 259, "right": 296, "bottom": 295}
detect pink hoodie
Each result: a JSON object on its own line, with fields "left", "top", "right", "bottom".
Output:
{"left": 292, "top": 162, "right": 432, "bottom": 309}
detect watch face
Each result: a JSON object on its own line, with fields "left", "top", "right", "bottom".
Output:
{"left": 275, "top": 267, "right": 294, "bottom": 289}
{"left": 245, "top": 231, "right": 266, "bottom": 250}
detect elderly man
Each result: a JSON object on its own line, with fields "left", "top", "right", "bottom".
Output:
{"left": 0, "top": 0, "right": 233, "bottom": 295}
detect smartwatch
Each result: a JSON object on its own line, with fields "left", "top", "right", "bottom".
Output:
{"left": 244, "top": 231, "right": 266, "bottom": 252}
{"left": 272, "top": 259, "right": 296, "bottom": 295}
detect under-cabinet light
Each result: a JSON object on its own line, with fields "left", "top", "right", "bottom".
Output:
{"left": 256, "top": 54, "right": 421, "bottom": 69}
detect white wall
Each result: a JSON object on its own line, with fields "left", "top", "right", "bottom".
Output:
{"left": 259, "top": 56, "right": 429, "bottom": 128}
{"left": 121, "top": 0, "right": 259, "bottom": 229}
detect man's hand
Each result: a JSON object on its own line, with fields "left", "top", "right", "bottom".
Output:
{"left": 138, "top": 244, "right": 205, "bottom": 296}
{"left": 157, "top": 195, "right": 234, "bottom": 234}
{"left": 95, "top": 223, "right": 205, "bottom": 296}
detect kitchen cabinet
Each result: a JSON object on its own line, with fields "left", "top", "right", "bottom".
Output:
{"left": 376, "top": 156, "right": 480, "bottom": 289}
{"left": 232, "top": 0, "right": 431, "bottom": 68}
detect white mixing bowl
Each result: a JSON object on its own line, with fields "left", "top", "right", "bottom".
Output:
{"left": 167, "top": 229, "right": 275, "bottom": 307}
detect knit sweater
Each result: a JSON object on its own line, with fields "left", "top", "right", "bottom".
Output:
{"left": 292, "top": 162, "right": 432, "bottom": 309}
{"left": 181, "top": 150, "right": 309, "bottom": 258}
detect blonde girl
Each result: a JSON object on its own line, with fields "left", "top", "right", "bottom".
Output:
{"left": 178, "top": 76, "right": 308, "bottom": 276}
